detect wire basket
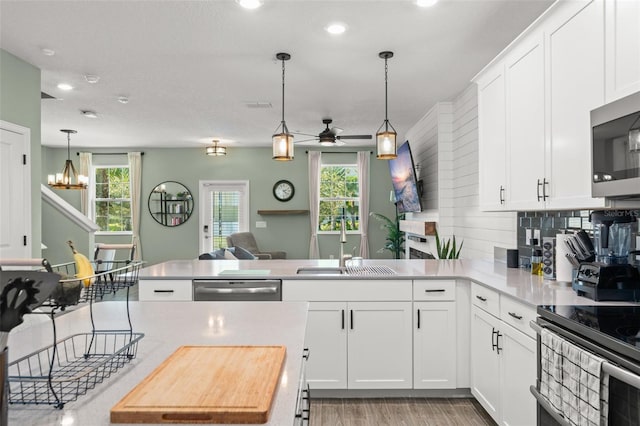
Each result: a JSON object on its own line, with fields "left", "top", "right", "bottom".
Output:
{"left": 45, "top": 260, "right": 142, "bottom": 307}
{"left": 8, "top": 331, "right": 144, "bottom": 406}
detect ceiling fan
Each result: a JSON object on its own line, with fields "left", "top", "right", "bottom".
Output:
{"left": 294, "top": 118, "right": 372, "bottom": 146}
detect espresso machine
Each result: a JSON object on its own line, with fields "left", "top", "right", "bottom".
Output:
{"left": 573, "top": 210, "right": 640, "bottom": 301}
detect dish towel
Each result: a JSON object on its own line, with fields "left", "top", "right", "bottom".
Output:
{"left": 540, "top": 328, "right": 609, "bottom": 426}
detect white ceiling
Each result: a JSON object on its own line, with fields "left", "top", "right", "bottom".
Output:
{"left": 0, "top": 0, "right": 553, "bottom": 150}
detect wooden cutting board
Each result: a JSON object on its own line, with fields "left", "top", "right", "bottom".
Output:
{"left": 111, "top": 345, "right": 286, "bottom": 424}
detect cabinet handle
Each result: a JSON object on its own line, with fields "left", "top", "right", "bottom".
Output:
{"left": 543, "top": 178, "right": 549, "bottom": 201}
{"left": 496, "top": 331, "right": 503, "bottom": 354}
{"left": 491, "top": 327, "right": 498, "bottom": 352}
{"left": 425, "top": 289, "right": 445, "bottom": 293}
{"left": 153, "top": 289, "right": 174, "bottom": 293}
{"left": 499, "top": 185, "right": 505, "bottom": 205}
{"left": 302, "top": 348, "right": 310, "bottom": 360}
{"left": 350, "top": 310, "right": 354, "bottom": 330}
{"left": 417, "top": 309, "right": 421, "bottom": 329}
{"left": 341, "top": 309, "right": 345, "bottom": 330}
{"left": 537, "top": 179, "right": 543, "bottom": 202}
{"left": 476, "top": 295, "right": 487, "bottom": 302}
{"left": 508, "top": 312, "right": 523, "bottom": 320}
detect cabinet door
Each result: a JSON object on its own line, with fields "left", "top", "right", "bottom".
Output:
{"left": 306, "top": 302, "right": 348, "bottom": 389}
{"left": 545, "top": 0, "right": 607, "bottom": 210}
{"left": 347, "top": 301, "right": 412, "bottom": 389}
{"left": 471, "top": 306, "right": 501, "bottom": 423}
{"left": 414, "top": 301, "right": 456, "bottom": 389}
{"left": 500, "top": 323, "right": 536, "bottom": 426}
{"left": 605, "top": 0, "right": 640, "bottom": 102}
{"left": 505, "top": 32, "right": 546, "bottom": 211}
{"left": 477, "top": 64, "right": 507, "bottom": 211}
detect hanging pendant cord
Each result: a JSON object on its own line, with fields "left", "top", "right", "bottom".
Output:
{"left": 281, "top": 58, "right": 286, "bottom": 124}
{"left": 384, "top": 57, "right": 389, "bottom": 130}
{"left": 66, "top": 133, "right": 71, "bottom": 161}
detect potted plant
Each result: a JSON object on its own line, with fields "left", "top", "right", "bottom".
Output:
{"left": 435, "top": 228, "right": 463, "bottom": 259}
{"left": 370, "top": 211, "right": 405, "bottom": 259}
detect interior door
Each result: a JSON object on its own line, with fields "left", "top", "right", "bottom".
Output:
{"left": 198, "top": 180, "right": 249, "bottom": 254}
{"left": 0, "top": 122, "right": 31, "bottom": 259}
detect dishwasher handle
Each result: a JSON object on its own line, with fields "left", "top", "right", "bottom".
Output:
{"left": 194, "top": 286, "right": 279, "bottom": 295}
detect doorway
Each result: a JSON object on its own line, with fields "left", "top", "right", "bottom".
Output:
{"left": 198, "top": 180, "right": 249, "bottom": 254}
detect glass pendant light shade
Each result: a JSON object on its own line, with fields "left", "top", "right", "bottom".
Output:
{"left": 376, "top": 51, "right": 397, "bottom": 160}
{"left": 272, "top": 52, "right": 294, "bottom": 161}
{"left": 48, "top": 129, "right": 88, "bottom": 190}
{"left": 272, "top": 128, "right": 294, "bottom": 160}
{"left": 630, "top": 128, "right": 640, "bottom": 152}
{"left": 206, "top": 140, "right": 227, "bottom": 156}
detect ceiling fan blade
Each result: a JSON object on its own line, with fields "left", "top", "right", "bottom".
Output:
{"left": 330, "top": 127, "right": 344, "bottom": 135}
{"left": 291, "top": 131, "right": 318, "bottom": 137}
{"left": 294, "top": 138, "right": 319, "bottom": 143}
{"left": 336, "top": 134, "right": 373, "bottom": 140}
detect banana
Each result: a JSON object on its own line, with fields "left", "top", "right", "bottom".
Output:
{"left": 67, "top": 240, "right": 94, "bottom": 287}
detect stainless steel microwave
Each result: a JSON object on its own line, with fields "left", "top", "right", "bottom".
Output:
{"left": 591, "top": 91, "right": 640, "bottom": 199}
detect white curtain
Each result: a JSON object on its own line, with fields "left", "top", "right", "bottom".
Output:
{"left": 357, "top": 151, "right": 370, "bottom": 258}
{"left": 308, "top": 151, "right": 321, "bottom": 258}
{"left": 128, "top": 152, "right": 143, "bottom": 261}
{"left": 79, "top": 152, "right": 93, "bottom": 217}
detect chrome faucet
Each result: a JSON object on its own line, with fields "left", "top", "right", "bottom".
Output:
{"left": 339, "top": 216, "right": 352, "bottom": 268}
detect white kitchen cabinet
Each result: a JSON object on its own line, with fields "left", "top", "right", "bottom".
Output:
{"left": 305, "top": 302, "right": 348, "bottom": 389}
{"left": 471, "top": 305, "right": 501, "bottom": 422}
{"left": 138, "top": 279, "right": 192, "bottom": 301}
{"left": 477, "top": 62, "right": 508, "bottom": 211}
{"left": 501, "top": 322, "right": 536, "bottom": 426}
{"left": 544, "top": 0, "right": 607, "bottom": 210}
{"left": 348, "top": 301, "right": 413, "bottom": 389}
{"left": 414, "top": 301, "right": 457, "bottom": 389}
{"left": 504, "top": 31, "right": 546, "bottom": 211}
{"left": 605, "top": 0, "right": 640, "bottom": 103}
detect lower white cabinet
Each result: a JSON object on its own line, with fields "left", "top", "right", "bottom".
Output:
{"left": 471, "top": 305, "right": 536, "bottom": 426}
{"left": 414, "top": 301, "right": 457, "bottom": 389}
{"left": 305, "top": 300, "right": 413, "bottom": 390}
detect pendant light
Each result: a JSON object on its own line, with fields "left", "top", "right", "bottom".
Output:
{"left": 272, "top": 52, "right": 294, "bottom": 161}
{"left": 376, "top": 51, "right": 397, "bottom": 160}
{"left": 47, "top": 129, "right": 88, "bottom": 190}
{"left": 206, "top": 139, "right": 227, "bottom": 156}
{"left": 629, "top": 115, "right": 640, "bottom": 152}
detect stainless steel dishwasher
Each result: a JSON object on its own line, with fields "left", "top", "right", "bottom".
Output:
{"left": 193, "top": 279, "right": 282, "bottom": 301}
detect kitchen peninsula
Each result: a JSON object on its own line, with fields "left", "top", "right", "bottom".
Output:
{"left": 7, "top": 301, "right": 309, "bottom": 426}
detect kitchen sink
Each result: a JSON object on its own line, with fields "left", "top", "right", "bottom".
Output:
{"left": 296, "top": 267, "right": 346, "bottom": 275}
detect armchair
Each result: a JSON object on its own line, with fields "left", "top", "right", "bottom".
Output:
{"left": 226, "top": 232, "right": 286, "bottom": 260}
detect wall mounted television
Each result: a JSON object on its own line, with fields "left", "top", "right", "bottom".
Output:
{"left": 388, "top": 140, "right": 422, "bottom": 213}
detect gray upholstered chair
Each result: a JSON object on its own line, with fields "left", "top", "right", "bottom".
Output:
{"left": 226, "top": 232, "right": 286, "bottom": 260}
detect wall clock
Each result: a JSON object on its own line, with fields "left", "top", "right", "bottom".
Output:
{"left": 273, "top": 180, "right": 294, "bottom": 202}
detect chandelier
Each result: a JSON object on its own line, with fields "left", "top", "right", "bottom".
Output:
{"left": 47, "top": 129, "right": 88, "bottom": 190}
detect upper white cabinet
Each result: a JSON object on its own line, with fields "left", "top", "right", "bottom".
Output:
{"left": 544, "top": 0, "right": 606, "bottom": 210}
{"left": 477, "top": 62, "right": 507, "bottom": 211}
{"left": 605, "top": 0, "right": 640, "bottom": 102}
{"left": 475, "top": 0, "right": 640, "bottom": 211}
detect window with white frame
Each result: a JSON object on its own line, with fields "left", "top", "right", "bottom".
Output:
{"left": 93, "top": 165, "right": 132, "bottom": 233}
{"left": 318, "top": 164, "right": 360, "bottom": 233}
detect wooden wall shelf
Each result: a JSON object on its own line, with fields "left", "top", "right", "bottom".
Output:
{"left": 257, "top": 210, "right": 309, "bottom": 215}
{"left": 399, "top": 220, "right": 436, "bottom": 236}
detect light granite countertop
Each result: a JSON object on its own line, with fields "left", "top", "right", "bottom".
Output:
{"left": 138, "top": 258, "right": 639, "bottom": 307}
{"left": 7, "top": 301, "right": 309, "bottom": 426}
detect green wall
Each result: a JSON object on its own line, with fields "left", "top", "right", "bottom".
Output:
{"left": 0, "top": 49, "right": 42, "bottom": 257}
{"left": 42, "top": 146, "right": 398, "bottom": 265}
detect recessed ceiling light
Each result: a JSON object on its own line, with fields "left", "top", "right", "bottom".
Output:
{"left": 416, "top": 0, "right": 438, "bottom": 7}
{"left": 57, "top": 83, "right": 74, "bottom": 91}
{"left": 84, "top": 75, "right": 100, "bottom": 84}
{"left": 117, "top": 96, "right": 129, "bottom": 104}
{"left": 82, "top": 110, "right": 98, "bottom": 118}
{"left": 325, "top": 23, "right": 347, "bottom": 35}
{"left": 41, "top": 48, "right": 55, "bottom": 56}
{"left": 236, "top": 0, "right": 263, "bottom": 10}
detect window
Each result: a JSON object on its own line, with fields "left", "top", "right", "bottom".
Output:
{"left": 318, "top": 164, "right": 360, "bottom": 232}
{"left": 94, "top": 166, "right": 132, "bottom": 233}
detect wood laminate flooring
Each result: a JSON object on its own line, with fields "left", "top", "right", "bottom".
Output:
{"left": 309, "top": 398, "right": 495, "bottom": 426}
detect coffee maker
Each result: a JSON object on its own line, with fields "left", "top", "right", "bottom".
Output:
{"left": 573, "top": 210, "right": 640, "bottom": 301}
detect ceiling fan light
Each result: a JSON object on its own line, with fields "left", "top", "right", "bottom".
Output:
{"left": 376, "top": 128, "right": 397, "bottom": 160}
{"left": 272, "top": 131, "right": 294, "bottom": 161}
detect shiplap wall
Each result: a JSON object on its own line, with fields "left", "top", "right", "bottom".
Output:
{"left": 404, "top": 84, "right": 516, "bottom": 260}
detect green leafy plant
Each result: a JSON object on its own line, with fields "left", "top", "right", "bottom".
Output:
{"left": 370, "top": 212, "right": 405, "bottom": 259}
{"left": 435, "top": 228, "right": 463, "bottom": 259}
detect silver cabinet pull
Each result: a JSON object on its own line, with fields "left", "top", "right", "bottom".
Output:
{"left": 508, "top": 312, "right": 523, "bottom": 320}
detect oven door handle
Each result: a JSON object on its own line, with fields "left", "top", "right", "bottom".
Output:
{"left": 194, "top": 286, "right": 279, "bottom": 294}
{"left": 529, "top": 386, "right": 570, "bottom": 426}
